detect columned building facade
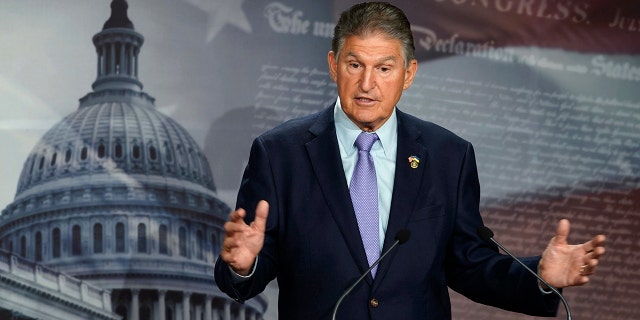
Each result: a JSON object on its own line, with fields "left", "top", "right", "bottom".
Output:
{"left": 0, "top": 1, "right": 267, "bottom": 319}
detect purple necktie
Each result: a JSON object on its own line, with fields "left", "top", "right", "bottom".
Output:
{"left": 350, "top": 132, "right": 380, "bottom": 277}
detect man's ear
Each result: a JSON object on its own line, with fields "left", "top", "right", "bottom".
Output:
{"left": 403, "top": 59, "right": 418, "bottom": 90}
{"left": 327, "top": 51, "right": 338, "bottom": 82}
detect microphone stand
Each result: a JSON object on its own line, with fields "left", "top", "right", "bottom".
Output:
{"left": 479, "top": 226, "right": 572, "bottom": 320}
{"left": 331, "top": 229, "right": 410, "bottom": 320}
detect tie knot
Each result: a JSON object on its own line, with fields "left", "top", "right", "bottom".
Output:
{"left": 354, "top": 132, "right": 379, "bottom": 152}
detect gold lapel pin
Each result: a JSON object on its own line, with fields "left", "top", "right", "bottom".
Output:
{"left": 408, "top": 155, "right": 420, "bottom": 169}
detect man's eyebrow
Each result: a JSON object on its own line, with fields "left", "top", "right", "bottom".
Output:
{"left": 344, "top": 52, "right": 398, "bottom": 64}
{"left": 378, "top": 56, "right": 397, "bottom": 64}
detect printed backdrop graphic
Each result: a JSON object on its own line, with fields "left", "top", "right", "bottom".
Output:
{"left": 1, "top": 0, "right": 639, "bottom": 319}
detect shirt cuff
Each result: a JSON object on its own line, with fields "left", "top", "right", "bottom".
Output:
{"left": 229, "top": 256, "right": 258, "bottom": 284}
{"left": 537, "top": 279, "right": 553, "bottom": 295}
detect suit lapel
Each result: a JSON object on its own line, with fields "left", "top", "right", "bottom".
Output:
{"left": 305, "top": 108, "right": 373, "bottom": 281}
{"left": 374, "top": 110, "right": 429, "bottom": 286}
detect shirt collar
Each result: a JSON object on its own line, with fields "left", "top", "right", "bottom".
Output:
{"left": 334, "top": 97, "right": 397, "bottom": 158}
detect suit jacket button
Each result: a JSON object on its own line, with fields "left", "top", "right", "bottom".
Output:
{"left": 369, "top": 298, "right": 379, "bottom": 308}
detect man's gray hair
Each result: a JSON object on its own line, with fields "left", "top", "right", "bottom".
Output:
{"left": 331, "top": 2, "right": 415, "bottom": 67}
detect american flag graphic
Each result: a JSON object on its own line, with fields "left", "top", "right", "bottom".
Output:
{"left": 0, "top": 1, "right": 638, "bottom": 319}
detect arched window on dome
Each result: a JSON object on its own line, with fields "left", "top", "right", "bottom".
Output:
{"left": 132, "top": 141, "right": 142, "bottom": 160}
{"left": 97, "top": 142, "right": 106, "bottom": 159}
{"left": 35, "top": 232, "right": 43, "bottom": 261}
{"left": 114, "top": 140, "right": 124, "bottom": 159}
{"left": 163, "top": 141, "right": 173, "bottom": 163}
{"left": 20, "top": 236, "right": 27, "bottom": 258}
{"left": 149, "top": 144, "right": 158, "bottom": 161}
{"left": 116, "top": 222, "right": 125, "bottom": 253}
{"left": 52, "top": 228, "right": 61, "bottom": 258}
{"left": 179, "top": 227, "right": 187, "bottom": 257}
{"left": 196, "top": 229, "right": 204, "bottom": 260}
{"left": 189, "top": 149, "right": 200, "bottom": 179}
{"left": 50, "top": 152, "right": 57, "bottom": 167}
{"left": 39, "top": 154, "right": 45, "bottom": 171}
{"left": 177, "top": 144, "right": 187, "bottom": 175}
{"left": 137, "top": 223, "right": 147, "bottom": 253}
{"left": 159, "top": 224, "right": 168, "bottom": 255}
{"left": 94, "top": 223, "right": 103, "bottom": 253}
{"left": 80, "top": 146, "right": 88, "bottom": 161}
{"left": 72, "top": 225, "right": 82, "bottom": 256}
{"left": 65, "top": 147, "right": 72, "bottom": 163}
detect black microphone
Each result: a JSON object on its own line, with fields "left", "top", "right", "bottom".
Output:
{"left": 331, "top": 229, "right": 411, "bottom": 320}
{"left": 476, "top": 226, "right": 572, "bottom": 320}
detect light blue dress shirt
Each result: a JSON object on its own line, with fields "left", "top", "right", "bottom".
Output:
{"left": 334, "top": 98, "right": 397, "bottom": 252}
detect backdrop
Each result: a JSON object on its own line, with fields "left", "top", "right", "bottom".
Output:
{"left": 1, "top": 0, "right": 638, "bottom": 319}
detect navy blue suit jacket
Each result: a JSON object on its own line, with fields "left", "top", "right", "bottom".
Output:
{"left": 215, "top": 106, "right": 560, "bottom": 319}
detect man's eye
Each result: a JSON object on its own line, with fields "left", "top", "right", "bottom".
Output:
{"left": 349, "top": 63, "right": 360, "bottom": 68}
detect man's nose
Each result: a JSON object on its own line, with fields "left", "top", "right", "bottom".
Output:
{"left": 359, "top": 68, "right": 376, "bottom": 92}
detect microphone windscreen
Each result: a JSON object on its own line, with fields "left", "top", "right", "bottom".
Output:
{"left": 476, "top": 225, "right": 494, "bottom": 242}
{"left": 395, "top": 229, "right": 411, "bottom": 244}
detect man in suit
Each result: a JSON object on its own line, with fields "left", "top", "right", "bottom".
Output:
{"left": 214, "top": 2, "right": 606, "bottom": 319}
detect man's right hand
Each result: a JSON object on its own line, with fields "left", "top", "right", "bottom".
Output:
{"left": 220, "top": 200, "right": 269, "bottom": 276}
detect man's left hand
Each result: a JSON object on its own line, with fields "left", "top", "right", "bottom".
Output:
{"left": 538, "top": 219, "right": 606, "bottom": 288}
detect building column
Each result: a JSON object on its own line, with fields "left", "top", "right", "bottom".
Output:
{"left": 119, "top": 42, "right": 126, "bottom": 75}
{"left": 204, "top": 295, "right": 213, "bottom": 320}
{"left": 97, "top": 46, "right": 102, "bottom": 76}
{"left": 223, "top": 300, "right": 231, "bottom": 320}
{"left": 131, "top": 289, "right": 140, "bottom": 320}
{"left": 109, "top": 43, "right": 116, "bottom": 75}
{"left": 134, "top": 48, "right": 139, "bottom": 77}
{"left": 182, "top": 292, "right": 191, "bottom": 320}
{"left": 237, "top": 305, "right": 245, "bottom": 320}
{"left": 158, "top": 290, "right": 167, "bottom": 320}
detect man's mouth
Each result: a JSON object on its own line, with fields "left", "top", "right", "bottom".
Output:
{"left": 355, "top": 96, "right": 376, "bottom": 103}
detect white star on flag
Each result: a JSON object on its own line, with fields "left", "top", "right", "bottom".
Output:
{"left": 183, "top": 0, "right": 253, "bottom": 43}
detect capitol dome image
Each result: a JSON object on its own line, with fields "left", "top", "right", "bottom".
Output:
{"left": 0, "top": 1, "right": 267, "bottom": 319}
